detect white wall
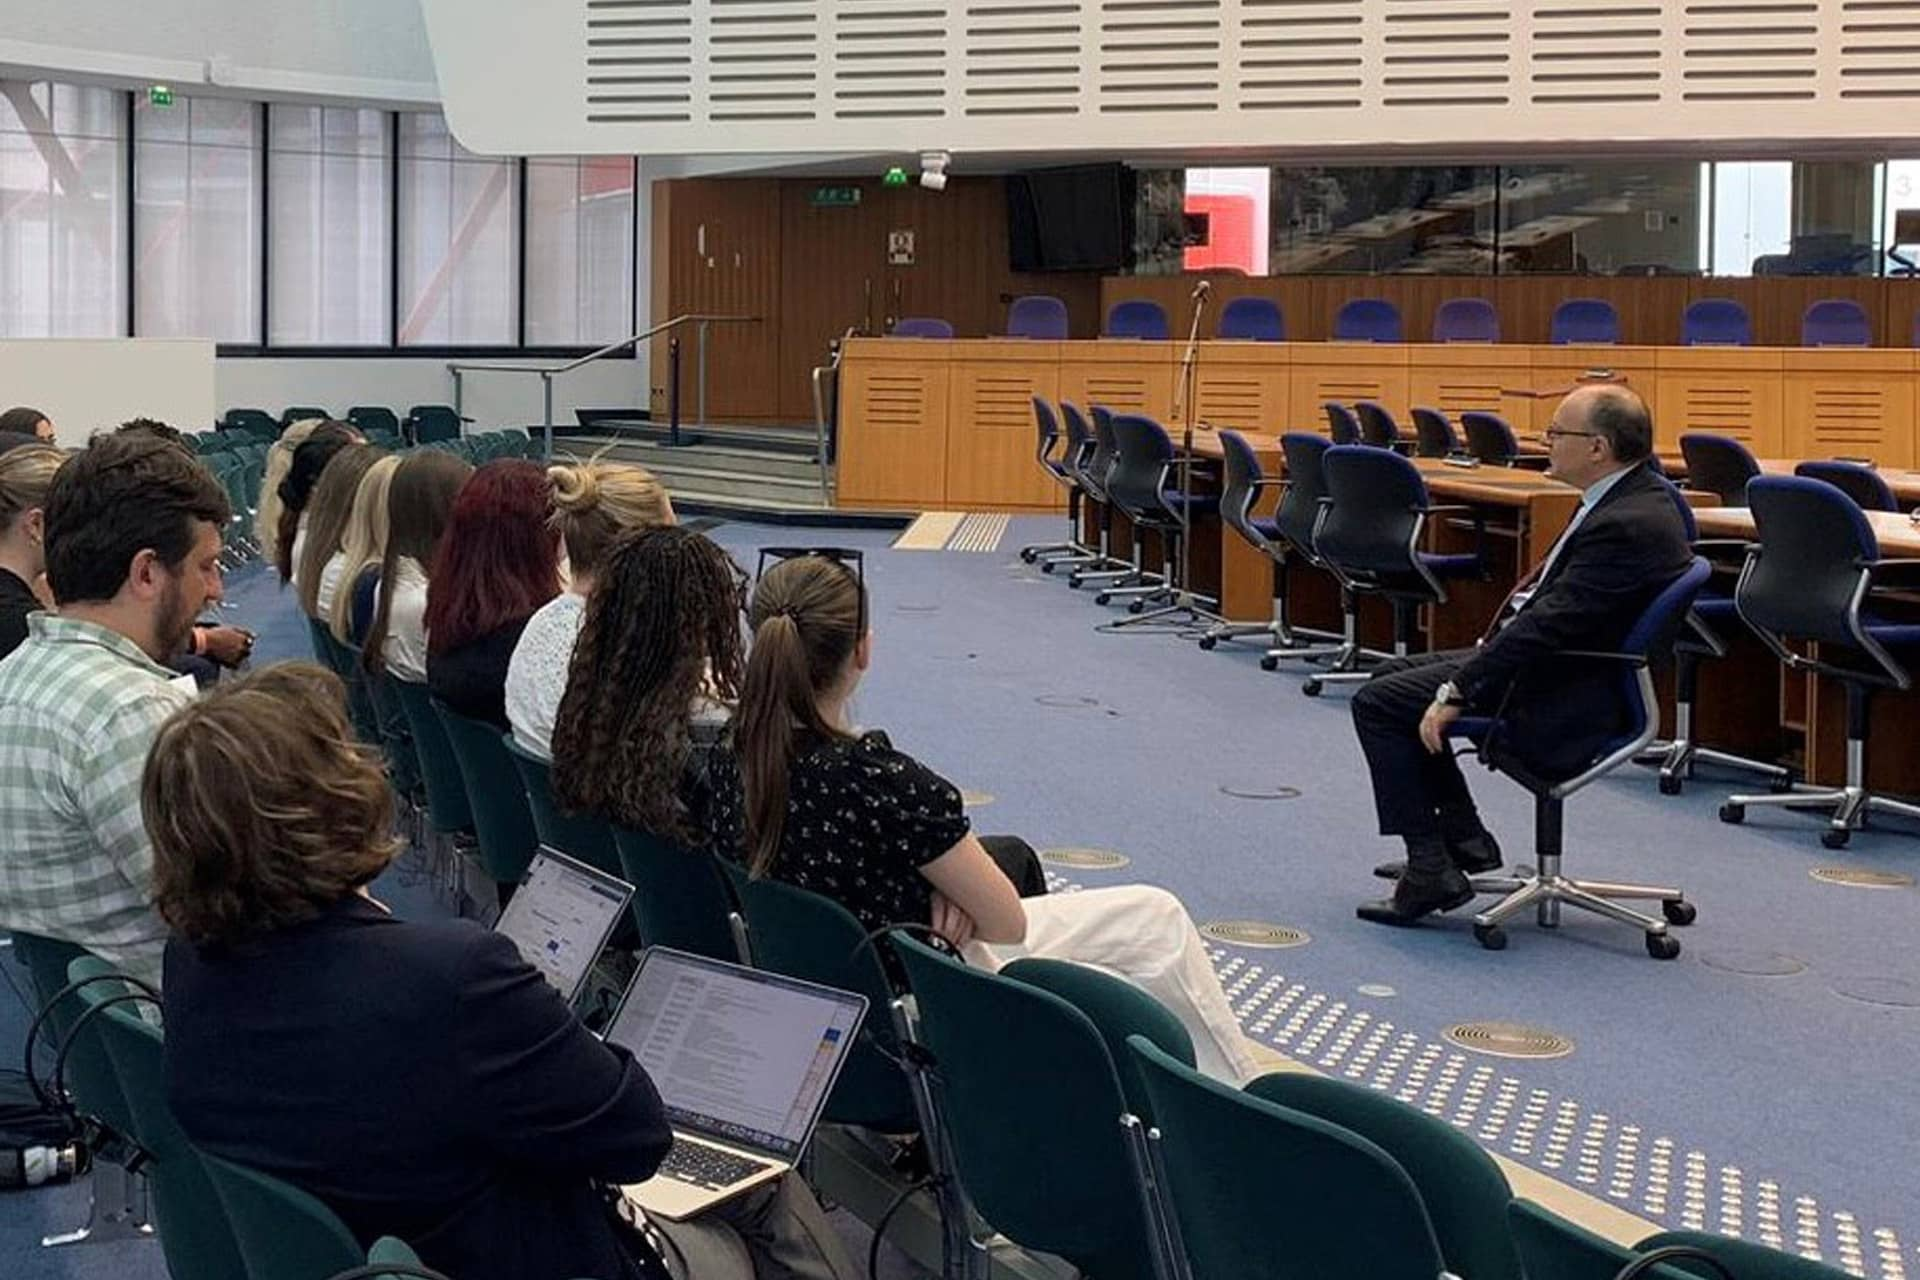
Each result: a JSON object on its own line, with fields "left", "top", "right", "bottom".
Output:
{"left": 0, "top": 0, "right": 437, "bottom": 106}
{"left": 0, "top": 339, "right": 214, "bottom": 444}
{"left": 213, "top": 355, "right": 645, "bottom": 434}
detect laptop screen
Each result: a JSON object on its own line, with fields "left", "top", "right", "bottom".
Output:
{"left": 492, "top": 848, "right": 633, "bottom": 1003}
{"left": 605, "top": 948, "right": 867, "bottom": 1161}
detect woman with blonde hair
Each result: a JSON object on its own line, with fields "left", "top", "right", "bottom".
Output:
{"left": 363, "top": 451, "right": 472, "bottom": 680}
{"left": 505, "top": 459, "right": 675, "bottom": 757}
{"left": 256, "top": 417, "right": 328, "bottom": 550}
{"left": 293, "top": 444, "right": 385, "bottom": 621}
{"left": 328, "top": 455, "right": 401, "bottom": 644}
{"left": 0, "top": 444, "right": 65, "bottom": 659}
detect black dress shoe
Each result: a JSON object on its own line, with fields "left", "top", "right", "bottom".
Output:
{"left": 1356, "top": 868, "right": 1475, "bottom": 926}
{"left": 1372, "top": 831, "right": 1504, "bottom": 880}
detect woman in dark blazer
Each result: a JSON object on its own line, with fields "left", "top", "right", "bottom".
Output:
{"left": 146, "top": 664, "right": 854, "bottom": 1280}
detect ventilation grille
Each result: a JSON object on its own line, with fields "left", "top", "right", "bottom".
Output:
{"left": 586, "top": 0, "right": 695, "bottom": 123}
{"left": 1804, "top": 385, "right": 1894, "bottom": 453}
{"left": 1680, "top": 0, "right": 1821, "bottom": 103}
{"left": 864, "top": 373, "right": 937, "bottom": 428}
{"left": 832, "top": 0, "right": 950, "bottom": 119}
{"left": 963, "top": 1, "right": 1083, "bottom": 119}
{"left": 1380, "top": 0, "right": 1512, "bottom": 107}
{"left": 708, "top": 0, "right": 820, "bottom": 121}
{"left": 1528, "top": 2, "right": 1667, "bottom": 105}
{"left": 1098, "top": 0, "right": 1223, "bottom": 114}
{"left": 1837, "top": 0, "right": 1920, "bottom": 100}
{"left": 1237, "top": 0, "right": 1365, "bottom": 112}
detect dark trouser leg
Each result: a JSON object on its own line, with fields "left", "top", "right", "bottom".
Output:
{"left": 1350, "top": 651, "right": 1478, "bottom": 840}
{"left": 980, "top": 834, "right": 1049, "bottom": 897}
{"left": 169, "top": 653, "right": 221, "bottom": 689}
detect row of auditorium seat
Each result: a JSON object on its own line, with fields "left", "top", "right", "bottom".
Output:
{"left": 899, "top": 293, "right": 1896, "bottom": 346}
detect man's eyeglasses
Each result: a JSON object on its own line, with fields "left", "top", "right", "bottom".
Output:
{"left": 753, "top": 546, "right": 867, "bottom": 633}
{"left": 1541, "top": 425, "right": 1602, "bottom": 443}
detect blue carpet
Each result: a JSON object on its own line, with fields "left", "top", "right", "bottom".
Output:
{"left": 4, "top": 530, "right": 1915, "bottom": 1278}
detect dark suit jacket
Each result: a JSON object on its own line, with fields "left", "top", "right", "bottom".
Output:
{"left": 427, "top": 618, "right": 531, "bottom": 731}
{"left": 165, "top": 898, "right": 671, "bottom": 1280}
{"left": 1455, "top": 462, "right": 1693, "bottom": 779}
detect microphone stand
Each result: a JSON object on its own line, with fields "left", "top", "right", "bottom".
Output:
{"left": 1112, "top": 282, "right": 1223, "bottom": 631}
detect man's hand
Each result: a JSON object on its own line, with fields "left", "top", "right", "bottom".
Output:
{"left": 198, "top": 625, "right": 254, "bottom": 668}
{"left": 1419, "top": 700, "right": 1462, "bottom": 755}
{"left": 929, "top": 891, "right": 977, "bottom": 949}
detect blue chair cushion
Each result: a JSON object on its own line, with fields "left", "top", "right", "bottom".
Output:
{"left": 1249, "top": 516, "right": 1281, "bottom": 540}
{"left": 1862, "top": 620, "right": 1920, "bottom": 648}
{"left": 1161, "top": 490, "right": 1220, "bottom": 516}
{"left": 1045, "top": 460, "right": 1070, "bottom": 479}
{"left": 1693, "top": 593, "right": 1737, "bottom": 620}
{"left": 1420, "top": 552, "right": 1482, "bottom": 578}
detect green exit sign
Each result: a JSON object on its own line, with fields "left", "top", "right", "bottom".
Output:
{"left": 148, "top": 84, "right": 174, "bottom": 107}
{"left": 882, "top": 166, "right": 909, "bottom": 188}
{"left": 811, "top": 185, "right": 862, "bottom": 208}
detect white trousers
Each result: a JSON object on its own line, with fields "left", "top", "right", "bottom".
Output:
{"left": 963, "top": 885, "right": 1257, "bottom": 1084}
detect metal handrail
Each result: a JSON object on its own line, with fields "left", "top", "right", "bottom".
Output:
{"left": 447, "top": 312, "right": 758, "bottom": 457}
{"left": 810, "top": 326, "right": 858, "bottom": 506}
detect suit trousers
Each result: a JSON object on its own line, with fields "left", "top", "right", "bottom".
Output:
{"left": 650, "top": 1173, "right": 858, "bottom": 1280}
{"left": 1349, "top": 649, "right": 1484, "bottom": 841}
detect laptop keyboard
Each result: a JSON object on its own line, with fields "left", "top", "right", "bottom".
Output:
{"left": 660, "top": 1138, "right": 773, "bottom": 1190}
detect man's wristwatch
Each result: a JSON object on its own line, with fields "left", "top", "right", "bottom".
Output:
{"left": 1432, "top": 680, "right": 1468, "bottom": 709}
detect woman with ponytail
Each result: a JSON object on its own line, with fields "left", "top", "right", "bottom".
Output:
{"left": 709, "top": 554, "right": 1259, "bottom": 1084}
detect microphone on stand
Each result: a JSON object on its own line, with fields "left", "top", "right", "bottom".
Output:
{"left": 1191, "top": 279, "right": 1212, "bottom": 301}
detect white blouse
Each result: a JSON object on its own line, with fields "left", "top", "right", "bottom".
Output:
{"left": 381, "top": 557, "right": 431, "bottom": 682}
{"left": 504, "top": 591, "right": 586, "bottom": 760}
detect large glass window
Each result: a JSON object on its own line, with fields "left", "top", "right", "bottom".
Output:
{"left": 269, "top": 106, "right": 391, "bottom": 345}
{"left": 397, "top": 112, "right": 518, "bottom": 346}
{"left": 525, "top": 157, "right": 633, "bottom": 346}
{"left": 134, "top": 95, "right": 262, "bottom": 341}
{"left": 1183, "top": 168, "right": 1270, "bottom": 276}
{"left": 0, "top": 81, "right": 127, "bottom": 337}
{"left": 1268, "top": 165, "right": 1500, "bottom": 275}
{"left": 1498, "top": 163, "right": 1701, "bottom": 276}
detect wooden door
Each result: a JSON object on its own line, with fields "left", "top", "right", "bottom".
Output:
{"left": 649, "top": 179, "right": 783, "bottom": 424}
{"left": 775, "top": 183, "right": 893, "bottom": 424}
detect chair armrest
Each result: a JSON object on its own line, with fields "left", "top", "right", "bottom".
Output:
{"left": 1690, "top": 538, "right": 1753, "bottom": 554}
{"left": 1422, "top": 503, "right": 1480, "bottom": 516}
{"left": 1865, "top": 558, "right": 1920, "bottom": 585}
{"left": 1557, "top": 648, "right": 1649, "bottom": 667}
{"left": 1248, "top": 476, "right": 1290, "bottom": 494}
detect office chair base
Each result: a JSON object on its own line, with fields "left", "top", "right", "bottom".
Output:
{"left": 42, "top": 1164, "right": 154, "bottom": 1249}
{"left": 1110, "top": 592, "right": 1222, "bottom": 631}
{"left": 1068, "top": 563, "right": 1136, "bottom": 587}
{"left": 1036, "top": 549, "right": 1099, "bottom": 573}
{"left": 1643, "top": 737, "right": 1793, "bottom": 796}
{"left": 1020, "top": 540, "right": 1081, "bottom": 564}
{"left": 1468, "top": 869, "right": 1690, "bottom": 959}
{"left": 1092, "top": 575, "right": 1168, "bottom": 605}
{"left": 1198, "top": 619, "right": 1280, "bottom": 649}
{"left": 1720, "top": 782, "right": 1920, "bottom": 848}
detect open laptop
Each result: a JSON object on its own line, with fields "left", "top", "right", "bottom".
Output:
{"left": 491, "top": 847, "right": 633, "bottom": 1005}
{"left": 606, "top": 947, "right": 867, "bottom": 1220}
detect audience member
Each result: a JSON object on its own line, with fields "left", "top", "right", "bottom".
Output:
{"left": 151, "top": 663, "right": 858, "bottom": 1280}
{"left": 506, "top": 460, "right": 675, "bottom": 758}
{"left": 707, "top": 553, "right": 1253, "bottom": 1081}
{"left": 364, "top": 451, "right": 471, "bottom": 680}
{"left": 275, "top": 421, "right": 358, "bottom": 582}
{"left": 0, "top": 433, "right": 227, "bottom": 986}
{"left": 425, "top": 459, "right": 559, "bottom": 727}
{"left": 0, "top": 445, "right": 64, "bottom": 659}
{"left": 257, "top": 417, "right": 328, "bottom": 550}
{"left": 293, "top": 444, "right": 384, "bottom": 621}
{"left": 118, "top": 417, "right": 187, "bottom": 448}
{"left": 330, "top": 455, "right": 401, "bottom": 645}
{"left": 552, "top": 527, "right": 743, "bottom": 839}
{"left": 0, "top": 406, "right": 56, "bottom": 443}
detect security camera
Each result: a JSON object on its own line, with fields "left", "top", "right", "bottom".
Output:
{"left": 919, "top": 150, "right": 950, "bottom": 191}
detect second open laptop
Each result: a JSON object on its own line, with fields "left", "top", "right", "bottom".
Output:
{"left": 607, "top": 946, "right": 867, "bottom": 1220}
{"left": 491, "top": 847, "right": 634, "bottom": 1005}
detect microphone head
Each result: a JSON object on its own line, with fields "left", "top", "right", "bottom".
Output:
{"left": 1194, "top": 279, "right": 1212, "bottom": 296}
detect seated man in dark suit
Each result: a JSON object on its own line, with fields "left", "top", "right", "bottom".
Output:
{"left": 151, "top": 663, "right": 856, "bottom": 1280}
{"left": 1350, "top": 384, "right": 1692, "bottom": 925}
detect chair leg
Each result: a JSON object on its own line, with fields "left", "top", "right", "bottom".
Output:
{"left": 1722, "top": 683, "right": 1888, "bottom": 847}
{"left": 1298, "top": 593, "right": 1395, "bottom": 692}
{"left": 1643, "top": 663, "right": 1792, "bottom": 795}
{"left": 42, "top": 1163, "right": 154, "bottom": 1249}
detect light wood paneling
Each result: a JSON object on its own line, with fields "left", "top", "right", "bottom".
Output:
{"left": 944, "top": 343, "right": 1063, "bottom": 510}
{"left": 1059, "top": 341, "right": 1177, "bottom": 421}
{"left": 1287, "top": 344, "right": 1411, "bottom": 428}
{"left": 776, "top": 181, "right": 891, "bottom": 424}
{"left": 1781, "top": 349, "right": 1918, "bottom": 467}
{"left": 648, "top": 179, "right": 783, "bottom": 424}
{"left": 1653, "top": 347, "right": 1787, "bottom": 455}
{"left": 1521, "top": 347, "right": 1662, "bottom": 432}
{"left": 836, "top": 339, "right": 951, "bottom": 508}
{"left": 1192, "top": 341, "right": 1292, "bottom": 433}
{"left": 1405, "top": 342, "right": 1536, "bottom": 418}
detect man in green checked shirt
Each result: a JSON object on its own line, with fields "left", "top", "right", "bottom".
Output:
{"left": 0, "top": 432, "right": 229, "bottom": 989}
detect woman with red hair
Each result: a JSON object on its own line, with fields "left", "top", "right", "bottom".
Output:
{"left": 425, "top": 460, "right": 560, "bottom": 728}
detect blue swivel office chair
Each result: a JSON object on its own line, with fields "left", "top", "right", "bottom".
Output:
{"left": 1720, "top": 476, "right": 1920, "bottom": 847}
{"left": 1353, "top": 401, "right": 1406, "bottom": 451}
{"left": 1099, "top": 413, "right": 1219, "bottom": 619}
{"left": 1681, "top": 298, "right": 1752, "bottom": 347}
{"left": 1549, "top": 298, "right": 1621, "bottom": 345}
{"left": 1105, "top": 299, "right": 1171, "bottom": 340}
{"left": 1197, "top": 430, "right": 1343, "bottom": 661}
{"left": 1793, "top": 460, "right": 1897, "bottom": 512}
{"left": 1257, "top": 433, "right": 1354, "bottom": 672}
{"left": 1067, "top": 405, "right": 1148, "bottom": 593}
{"left": 1433, "top": 298, "right": 1500, "bottom": 343}
{"left": 1217, "top": 296, "right": 1285, "bottom": 341}
{"left": 1333, "top": 298, "right": 1403, "bottom": 342}
{"left": 1018, "top": 397, "right": 1091, "bottom": 566}
{"left": 1801, "top": 298, "right": 1871, "bottom": 347}
{"left": 891, "top": 317, "right": 954, "bottom": 338}
{"left": 1679, "top": 432, "right": 1761, "bottom": 506}
{"left": 1459, "top": 411, "right": 1549, "bottom": 469}
{"left": 1447, "top": 558, "right": 1711, "bottom": 957}
{"left": 1408, "top": 407, "right": 1462, "bottom": 459}
{"left": 1323, "top": 402, "right": 1363, "bottom": 445}
{"left": 1007, "top": 294, "right": 1069, "bottom": 339}
{"left": 1302, "top": 445, "right": 1485, "bottom": 697}
{"left": 1055, "top": 402, "right": 1127, "bottom": 580}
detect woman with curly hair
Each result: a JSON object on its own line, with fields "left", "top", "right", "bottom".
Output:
{"left": 549, "top": 525, "right": 742, "bottom": 844}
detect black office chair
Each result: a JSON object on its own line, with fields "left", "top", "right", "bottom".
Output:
{"left": 1353, "top": 401, "right": 1405, "bottom": 451}
{"left": 1100, "top": 413, "right": 1219, "bottom": 619}
{"left": 1793, "top": 460, "right": 1897, "bottom": 512}
{"left": 1409, "top": 407, "right": 1461, "bottom": 459}
{"left": 1019, "top": 397, "right": 1091, "bottom": 566}
{"left": 404, "top": 404, "right": 469, "bottom": 445}
{"left": 1641, "top": 481, "right": 1796, "bottom": 796}
{"left": 1459, "top": 411, "right": 1548, "bottom": 469}
{"left": 1057, "top": 402, "right": 1128, "bottom": 581}
{"left": 1072, "top": 406, "right": 1167, "bottom": 604}
{"left": 1198, "top": 430, "right": 1342, "bottom": 659}
{"left": 1719, "top": 476, "right": 1920, "bottom": 847}
{"left": 1303, "top": 446, "right": 1486, "bottom": 697}
{"left": 1448, "top": 558, "right": 1712, "bottom": 958}
{"left": 1323, "top": 402, "right": 1362, "bottom": 446}
{"left": 1256, "top": 433, "right": 1357, "bottom": 672}
{"left": 1678, "top": 432, "right": 1760, "bottom": 506}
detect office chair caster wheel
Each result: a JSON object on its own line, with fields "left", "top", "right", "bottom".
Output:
{"left": 1302, "top": 679, "right": 1324, "bottom": 697}
{"left": 1821, "top": 827, "right": 1851, "bottom": 850}
{"left": 1095, "top": 591, "right": 1112, "bottom": 605}
{"left": 1198, "top": 635, "right": 1218, "bottom": 650}
{"left": 1260, "top": 654, "right": 1279, "bottom": 671}
{"left": 1645, "top": 932, "right": 1681, "bottom": 961}
{"left": 1128, "top": 599, "right": 1145, "bottom": 615}
{"left": 1021, "top": 548, "right": 1038, "bottom": 563}
{"left": 1718, "top": 802, "right": 1744, "bottom": 824}
{"left": 1473, "top": 923, "right": 1507, "bottom": 951}
{"left": 1040, "top": 561, "right": 1057, "bottom": 574}
{"left": 1662, "top": 898, "right": 1696, "bottom": 927}
{"left": 1658, "top": 774, "right": 1682, "bottom": 796}
{"left": 1770, "top": 775, "right": 1795, "bottom": 793}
